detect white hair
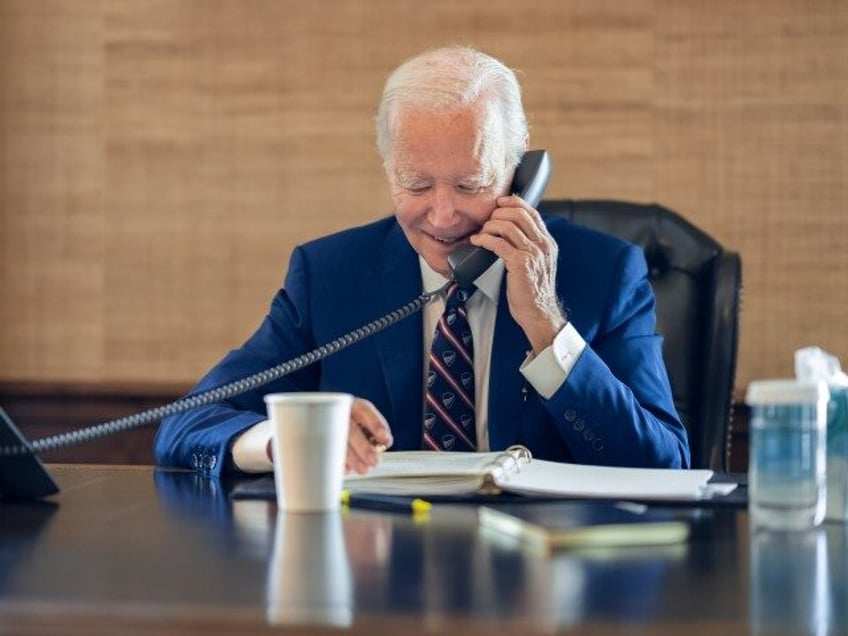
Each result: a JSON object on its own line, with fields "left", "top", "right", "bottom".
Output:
{"left": 375, "top": 46, "right": 529, "bottom": 179}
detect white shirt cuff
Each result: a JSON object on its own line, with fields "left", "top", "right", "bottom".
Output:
{"left": 231, "top": 419, "right": 274, "bottom": 473}
{"left": 520, "top": 322, "right": 587, "bottom": 399}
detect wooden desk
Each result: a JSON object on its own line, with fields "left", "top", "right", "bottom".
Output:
{"left": 1, "top": 466, "right": 845, "bottom": 635}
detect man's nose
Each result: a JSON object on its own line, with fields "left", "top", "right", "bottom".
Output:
{"left": 429, "top": 185, "right": 458, "bottom": 226}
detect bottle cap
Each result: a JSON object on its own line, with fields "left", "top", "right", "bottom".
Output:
{"left": 745, "top": 379, "right": 830, "bottom": 406}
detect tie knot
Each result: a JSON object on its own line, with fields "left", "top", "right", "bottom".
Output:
{"left": 446, "top": 282, "right": 475, "bottom": 309}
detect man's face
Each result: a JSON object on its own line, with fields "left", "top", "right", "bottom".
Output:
{"left": 387, "top": 107, "right": 510, "bottom": 277}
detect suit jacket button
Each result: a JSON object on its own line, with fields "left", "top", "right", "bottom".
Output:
{"left": 564, "top": 409, "right": 577, "bottom": 422}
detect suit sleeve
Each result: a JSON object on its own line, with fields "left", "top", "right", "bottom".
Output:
{"left": 541, "top": 244, "right": 691, "bottom": 469}
{"left": 153, "top": 247, "right": 320, "bottom": 478}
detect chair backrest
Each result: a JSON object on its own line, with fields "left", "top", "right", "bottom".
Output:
{"left": 537, "top": 199, "right": 742, "bottom": 471}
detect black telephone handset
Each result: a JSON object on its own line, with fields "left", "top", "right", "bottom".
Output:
{"left": 447, "top": 149, "right": 552, "bottom": 287}
{"left": 0, "top": 150, "right": 552, "bottom": 500}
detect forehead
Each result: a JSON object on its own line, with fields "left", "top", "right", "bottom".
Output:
{"left": 391, "top": 107, "right": 486, "bottom": 173}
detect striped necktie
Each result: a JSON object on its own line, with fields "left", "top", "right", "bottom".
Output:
{"left": 423, "top": 282, "right": 476, "bottom": 452}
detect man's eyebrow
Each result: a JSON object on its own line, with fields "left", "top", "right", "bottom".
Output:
{"left": 393, "top": 169, "right": 492, "bottom": 186}
{"left": 456, "top": 173, "right": 489, "bottom": 184}
{"left": 394, "top": 171, "right": 430, "bottom": 186}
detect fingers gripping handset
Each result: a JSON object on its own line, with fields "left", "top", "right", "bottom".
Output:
{"left": 447, "top": 150, "right": 552, "bottom": 287}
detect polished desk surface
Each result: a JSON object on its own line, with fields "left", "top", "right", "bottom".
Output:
{"left": 0, "top": 465, "right": 846, "bottom": 635}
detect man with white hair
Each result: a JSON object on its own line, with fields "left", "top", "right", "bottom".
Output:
{"left": 155, "top": 46, "right": 689, "bottom": 477}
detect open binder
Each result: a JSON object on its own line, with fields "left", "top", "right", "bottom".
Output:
{"left": 342, "top": 445, "right": 717, "bottom": 501}
{"left": 344, "top": 445, "right": 533, "bottom": 496}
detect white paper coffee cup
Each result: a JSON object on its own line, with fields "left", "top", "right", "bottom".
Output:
{"left": 264, "top": 392, "right": 353, "bottom": 512}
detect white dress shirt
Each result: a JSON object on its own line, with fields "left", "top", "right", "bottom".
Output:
{"left": 232, "top": 257, "right": 587, "bottom": 471}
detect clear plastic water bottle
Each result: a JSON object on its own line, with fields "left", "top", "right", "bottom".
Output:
{"left": 746, "top": 380, "right": 829, "bottom": 530}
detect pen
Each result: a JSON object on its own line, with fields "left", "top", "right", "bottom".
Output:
{"left": 341, "top": 489, "right": 432, "bottom": 515}
{"left": 359, "top": 424, "right": 388, "bottom": 453}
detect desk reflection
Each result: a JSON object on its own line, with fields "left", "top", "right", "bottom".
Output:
{"left": 151, "top": 470, "right": 709, "bottom": 630}
{"left": 750, "top": 527, "right": 833, "bottom": 635}
{"left": 262, "top": 505, "right": 685, "bottom": 630}
{"left": 266, "top": 511, "right": 352, "bottom": 627}
{"left": 0, "top": 500, "right": 58, "bottom": 593}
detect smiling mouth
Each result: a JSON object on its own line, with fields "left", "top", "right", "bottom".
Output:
{"left": 428, "top": 231, "right": 474, "bottom": 245}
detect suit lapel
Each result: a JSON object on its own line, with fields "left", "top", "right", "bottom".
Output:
{"left": 487, "top": 280, "right": 531, "bottom": 450}
{"left": 367, "top": 223, "right": 425, "bottom": 450}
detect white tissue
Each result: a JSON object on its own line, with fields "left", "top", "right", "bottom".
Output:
{"left": 795, "top": 346, "right": 848, "bottom": 387}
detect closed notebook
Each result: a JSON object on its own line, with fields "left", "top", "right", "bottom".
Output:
{"left": 478, "top": 501, "right": 690, "bottom": 552}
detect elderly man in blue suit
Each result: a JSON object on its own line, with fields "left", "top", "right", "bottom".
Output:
{"left": 154, "top": 46, "right": 689, "bottom": 478}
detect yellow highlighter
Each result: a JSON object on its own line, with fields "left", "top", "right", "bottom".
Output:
{"left": 341, "top": 489, "right": 432, "bottom": 516}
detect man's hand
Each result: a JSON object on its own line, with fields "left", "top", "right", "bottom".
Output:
{"left": 345, "top": 398, "right": 393, "bottom": 474}
{"left": 469, "top": 195, "right": 567, "bottom": 353}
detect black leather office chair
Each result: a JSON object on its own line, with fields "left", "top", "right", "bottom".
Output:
{"left": 537, "top": 199, "right": 742, "bottom": 471}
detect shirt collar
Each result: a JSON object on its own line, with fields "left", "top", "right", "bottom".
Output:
{"left": 419, "top": 255, "right": 503, "bottom": 303}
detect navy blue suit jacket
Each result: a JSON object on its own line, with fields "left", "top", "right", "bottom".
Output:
{"left": 154, "top": 215, "right": 689, "bottom": 477}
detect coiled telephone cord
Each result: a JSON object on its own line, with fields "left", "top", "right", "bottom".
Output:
{"left": 1, "top": 286, "right": 442, "bottom": 457}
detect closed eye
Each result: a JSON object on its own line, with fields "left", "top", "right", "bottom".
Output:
{"left": 456, "top": 182, "right": 491, "bottom": 195}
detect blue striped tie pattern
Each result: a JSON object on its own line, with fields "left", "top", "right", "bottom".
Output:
{"left": 423, "top": 282, "right": 476, "bottom": 452}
